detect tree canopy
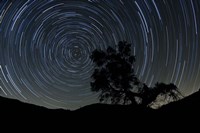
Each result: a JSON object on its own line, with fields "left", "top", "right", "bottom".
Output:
{"left": 90, "top": 41, "right": 182, "bottom": 107}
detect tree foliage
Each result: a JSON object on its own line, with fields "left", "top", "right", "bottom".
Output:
{"left": 90, "top": 41, "right": 182, "bottom": 107}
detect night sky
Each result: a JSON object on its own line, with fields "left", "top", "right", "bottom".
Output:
{"left": 0, "top": 0, "right": 200, "bottom": 110}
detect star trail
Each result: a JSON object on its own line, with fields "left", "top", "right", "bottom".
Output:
{"left": 0, "top": 0, "right": 200, "bottom": 110}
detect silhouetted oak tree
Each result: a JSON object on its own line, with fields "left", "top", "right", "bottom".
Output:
{"left": 90, "top": 41, "right": 181, "bottom": 107}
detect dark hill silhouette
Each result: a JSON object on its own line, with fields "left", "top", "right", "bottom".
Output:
{"left": 75, "top": 103, "right": 153, "bottom": 114}
{"left": 0, "top": 96, "right": 69, "bottom": 114}
{"left": 0, "top": 95, "right": 152, "bottom": 115}
{"left": 0, "top": 90, "right": 199, "bottom": 118}
{"left": 155, "top": 90, "right": 200, "bottom": 121}
{"left": 159, "top": 90, "right": 200, "bottom": 113}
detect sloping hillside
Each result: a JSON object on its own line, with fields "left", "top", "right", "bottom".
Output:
{"left": 0, "top": 90, "right": 199, "bottom": 119}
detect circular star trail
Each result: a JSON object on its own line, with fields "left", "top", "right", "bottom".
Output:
{"left": 0, "top": 0, "right": 200, "bottom": 110}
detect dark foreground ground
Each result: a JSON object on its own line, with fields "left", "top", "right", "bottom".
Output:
{"left": 0, "top": 90, "right": 199, "bottom": 122}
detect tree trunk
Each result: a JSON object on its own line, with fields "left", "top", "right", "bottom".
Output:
{"left": 126, "top": 91, "right": 141, "bottom": 105}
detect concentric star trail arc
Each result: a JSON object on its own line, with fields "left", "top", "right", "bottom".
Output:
{"left": 0, "top": 0, "right": 200, "bottom": 110}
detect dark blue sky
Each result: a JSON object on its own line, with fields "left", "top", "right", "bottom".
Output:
{"left": 0, "top": 0, "right": 200, "bottom": 110}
